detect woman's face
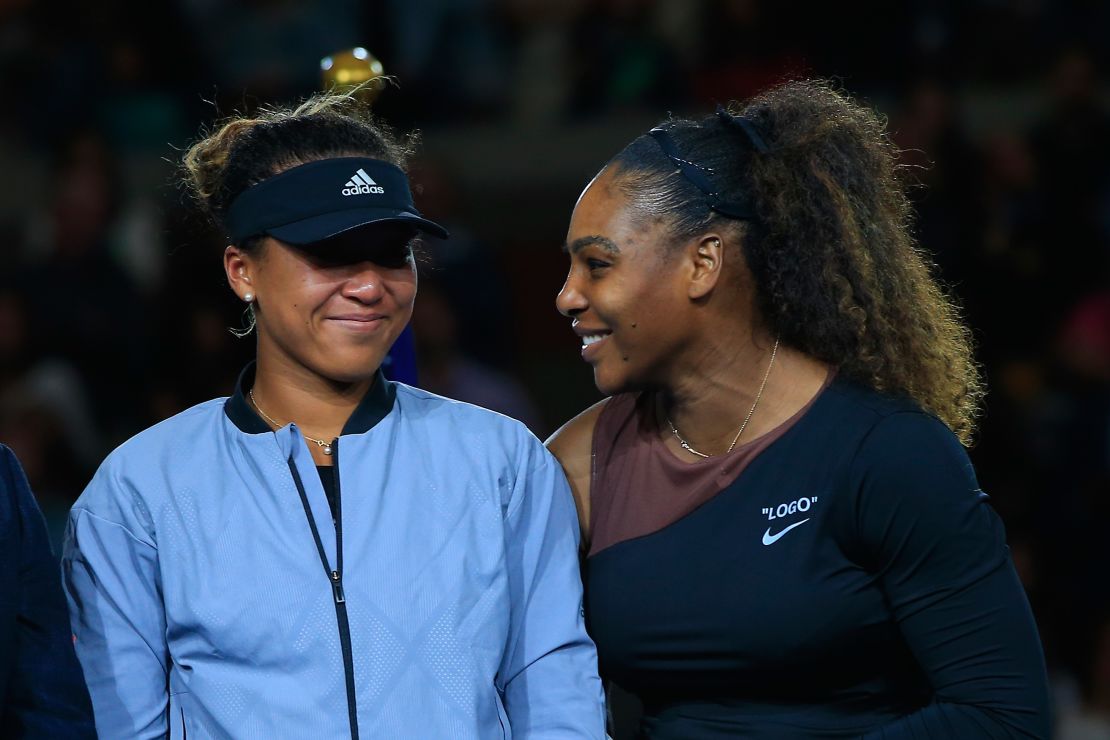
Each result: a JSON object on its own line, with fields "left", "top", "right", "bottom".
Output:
{"left": 556, "top": 169, "right": 694, "bottom": 395}
{"left": 227, "top": 225, "right": 418, "bottom": 384}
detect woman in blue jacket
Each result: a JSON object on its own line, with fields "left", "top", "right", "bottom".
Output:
{"left": 62, "top": 91, "right": 605, "bottom": 739}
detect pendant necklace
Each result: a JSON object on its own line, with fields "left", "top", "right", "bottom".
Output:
{"left": 666, "top": 337, "right": 780, "bottom": 459}
{"left": 249, "top": 388, "right": 335, "bottom": 455}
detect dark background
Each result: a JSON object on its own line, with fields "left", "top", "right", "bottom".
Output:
{"left": 1, "top": 0, "right": 1108, "bottom": 733}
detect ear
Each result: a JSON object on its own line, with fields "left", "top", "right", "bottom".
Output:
{"left": 686, "top": 234, "right": 725, "bottom": 300}
{"left": 224, "top": 244, "right": 257, "bottom": 301}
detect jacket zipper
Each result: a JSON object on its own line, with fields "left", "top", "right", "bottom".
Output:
{"left": 288, "top": 439, "right": 359, "bottom": 740}
{"left": 330, "top": 441, "right": 359, "bottom": 740}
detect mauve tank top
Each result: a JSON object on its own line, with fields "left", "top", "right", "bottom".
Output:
{"left": 588, "top": 378, "right": 830, "bottom": 557}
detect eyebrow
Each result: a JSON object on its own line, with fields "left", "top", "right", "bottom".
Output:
{"left": 562, "top": 235, "right": 621, "bottom": 255}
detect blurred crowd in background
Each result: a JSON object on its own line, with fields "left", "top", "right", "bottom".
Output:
{"left": 1, "top": 0, "right": 1109, "bottom": 735}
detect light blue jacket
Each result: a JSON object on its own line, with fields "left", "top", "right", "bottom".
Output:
{"left": 62, "top": 367, "right": 605, "bottom": 739}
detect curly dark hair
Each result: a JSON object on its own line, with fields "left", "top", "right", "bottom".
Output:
{"left": 181, "top": 88, "right": 416, "bottom": 252}
{"left": 608, "top": 79, "right": 983, "bottom": 444}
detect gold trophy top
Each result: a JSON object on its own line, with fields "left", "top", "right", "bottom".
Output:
{"left": 321, "top": 47, "right": 387, "bottom": 103}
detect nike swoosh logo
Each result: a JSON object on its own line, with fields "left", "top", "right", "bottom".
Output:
{"left": 762, "top": 518, "right": 811, "bottom": 545}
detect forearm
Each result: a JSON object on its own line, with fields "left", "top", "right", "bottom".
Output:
{"left": 863, "top": 701, "right": 1048, "bottom": 740}
{"left": 871, "top": 562, "right": 1051, "bottom": 740}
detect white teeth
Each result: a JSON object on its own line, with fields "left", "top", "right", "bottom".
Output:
{"left": 582, "top": 334, "right": 606, "bottom": 347}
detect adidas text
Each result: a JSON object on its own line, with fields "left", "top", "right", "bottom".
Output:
{"left": 342, "top": 183, "right": 385, "bottom": 196}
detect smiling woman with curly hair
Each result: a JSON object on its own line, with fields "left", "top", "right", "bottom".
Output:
{"left": 548, "top": 79, "right": 1050, "bottom": 738}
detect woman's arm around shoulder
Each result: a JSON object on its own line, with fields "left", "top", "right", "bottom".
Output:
{"left": 545, "top": 399, "right": 609, "bottom": 550}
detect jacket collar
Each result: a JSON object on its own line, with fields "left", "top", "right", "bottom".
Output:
{"left": 224, "top": 362, "right": 396, "bottom": 436}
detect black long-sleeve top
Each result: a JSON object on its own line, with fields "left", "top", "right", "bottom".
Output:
{"left": 586, "top": 379, "right": 1052, "bottom": 738}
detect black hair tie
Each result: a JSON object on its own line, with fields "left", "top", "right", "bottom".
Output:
{"left": 715, "top": 104, "right": 771, "bottom": 154}
{"left": 647, "top": 127, "right": 758, "bottom": 220}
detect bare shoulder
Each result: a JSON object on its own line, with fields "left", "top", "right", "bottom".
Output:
{"left": 545, "top": 398, "right": 609, "bottom": 544}
{"left": 545, "top": 398, "right": 608, "bottom": 467}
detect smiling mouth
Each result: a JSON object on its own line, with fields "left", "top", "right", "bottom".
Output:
{"left": 328, "top": 316, "right": 387, "bottom": 332}
{"left": 578, "top": 331, "right": 613, "bottom": 359}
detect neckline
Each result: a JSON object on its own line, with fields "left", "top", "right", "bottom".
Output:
{"left": 646, "top": 368, "right": 836, "bottom": 467}
{"left": 223, "top": 361, "right": 396, "bottom": 436}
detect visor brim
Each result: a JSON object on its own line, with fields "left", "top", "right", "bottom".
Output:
{"left": 266, "top": 208, "right": 449, "bottom": 245}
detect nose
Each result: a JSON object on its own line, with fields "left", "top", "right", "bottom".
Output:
{"left": 556, "top": 270, "right": 587, "bottom": 318}
{"left": 340, "top": 261, "right": 388, "bottom": 303}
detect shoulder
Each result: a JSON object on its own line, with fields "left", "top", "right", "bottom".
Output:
{"left": 841, "top": 389, "right": 969, "bottom": 477}
{"left": 812, "top": 378, "right": 959, "bottom": 457}
{"left": 75, "top": 398, "right": 227, "bottom": 518}
{"left": 807, "top": 378, "right": 975, "bottom": 505}
{"left": 0, "top": 444, "right": 22, "bottom": 492}
{"left": 821, "top": 377, "right": 925, "bottom": 422}
{"left": 392, "top": 381, "right": 536, "bottom": 444}
{"left": 545, "top": 397, "right": 610, "bottom": 468}
{"left": 389, "top": 382, "right": 558, "bottom": 489}
{"left": 545, "top": 398, "right": 612, "bottom": 543}
{"left": 0, "top": 444, "right": 28, "bottom": 524}
{"left": 110, "top": 397, "right": 228, "bottom": 465}
{"left": 837, "top": 395, "right": 982, "bottom": 540}
{"left": 850, "top": 408, "right": 976, "bottom": 502}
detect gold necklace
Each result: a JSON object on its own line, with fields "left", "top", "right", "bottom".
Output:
{"left": 249, "top": 388, "right": 335, "bottom": 455}
{"left": 666, "top": 337, "right": 780, "bottom": 459}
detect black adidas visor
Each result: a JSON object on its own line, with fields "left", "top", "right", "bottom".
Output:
{"left": 224, "top": 157, "right": 449, "bottom": 246}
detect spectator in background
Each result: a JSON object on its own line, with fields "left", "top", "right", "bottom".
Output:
{"left": 890, "top": 79, "right": 982, "bottom": 301}
{"left": 177, "top": 0, "right": 365, "bottom": 102}
{"left": 0, "top": 445, "right": 94, "bottom": 736}
{"left": 404, "top": 158, "right": 547, "bottom": 431}
{"left": 1031, "top": 48, "right": 1110, "bottom": 302}
{"left": 1029, "top": 292, "right": 1110, "bottom": 678}
{"left": 0, "top": 397, "right": 91, "bottom": 554}
{"left": 690, "top": 0, "right": 802, "bottom": 105}
{"left": 408, "top": 157, "right": 519, "bottom": 366}
{"left": 381, "top": 0, "right": 509, "bottom": 120}
{"left": 974, "top": 130, "right": 1051, "bottom": 359}
{"left": 1058, "top": 617, "right": 1110, "bottom": 740}
{"left": 0, "top": 284, "right": 100, "bottom": 551}
{"left": 501, "top": 0, "right": 584, "bottom": 122}
{"left": 567, "top": 0, "right": 685, "bottom": 116}
{"left": 22, "top": 133, "right": 147, "bottom": 443}
{"left": 414, "top": 280, "right": 543, "bottom": 433}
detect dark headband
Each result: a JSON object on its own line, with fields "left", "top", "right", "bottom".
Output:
{"left": 715, "top": 104, "right": 770, "bottom": 154}
{"left": 225, "top": 157, "right": 448, "bottom": 246}
{"left": 646, "top": 106, "right": 770, "bottom": 221}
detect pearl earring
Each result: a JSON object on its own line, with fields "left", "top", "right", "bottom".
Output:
{"left": 243, "top": 292, "right": 254, "bottom": 303}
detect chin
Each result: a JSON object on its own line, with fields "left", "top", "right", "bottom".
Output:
{"left": 592, "top": 366, "right": 635, "bottom": 397}
{"left": 314, "top": 352, "right": 388, "bottom": 385}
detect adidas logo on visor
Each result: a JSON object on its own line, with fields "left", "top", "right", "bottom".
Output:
{"left": 342, "top": 168, "right": 385, "bottom": 196}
